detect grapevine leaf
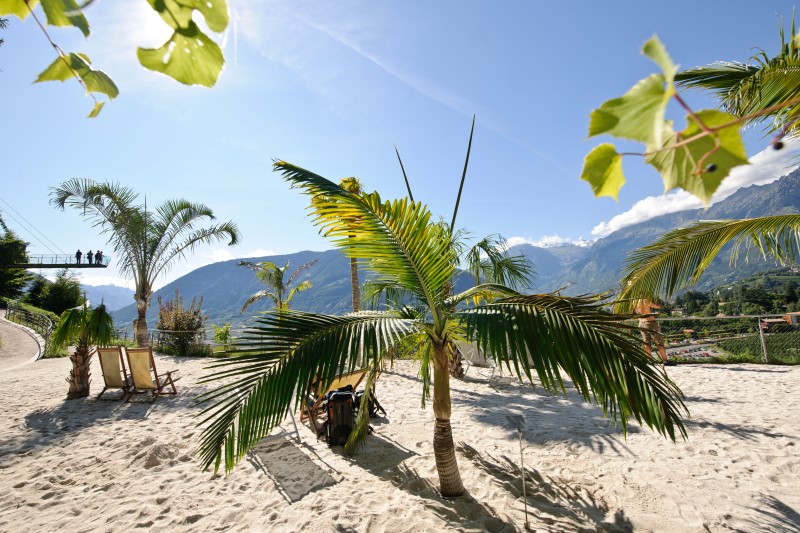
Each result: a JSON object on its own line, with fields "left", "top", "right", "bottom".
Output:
{"left": 581, "top": 143, "right": 625, "bottom": 200}
{"left": 642, "top": 35, "right": 677, "bottom": 87}
{"left": 40, "top": 0, "right": 89, "bottom": 36}
{"left": 87, "top": 100, "right": 104, "bottom": 118}
{"left": 0, "top": 0, "right": 38, "bottom": 19}
{"left": 35, "top": 52, "right": 119, "bottom": 100}
{"left": 645, "top": 110, "right": 748, "bottom": 205}
{"left": 137, "top": 22, "right": 224, "bottom": 87}
{"left": 588, "top": 74, "right": 670, "bottom": 146}
{"left": 145, "top": 0, "right": 228, "bottom": 32}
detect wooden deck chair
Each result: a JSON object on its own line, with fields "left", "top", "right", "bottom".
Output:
{"left": 125, "top": 347, "right": 179, "bottom": 402}
{"left": 96, "top": 346, "right": 131, "bottom": 400}
{"left": 300, "top": 368, "right": 367, "bottom": 428}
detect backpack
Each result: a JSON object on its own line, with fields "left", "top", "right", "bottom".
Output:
{"left": 323, "top": 389, "right": 355, "bottom": 446}
{"left": 355, "top": 390, "right": 386, "bottom": 418}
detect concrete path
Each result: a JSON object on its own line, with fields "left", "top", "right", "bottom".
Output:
{"left": 0, "top": 309, "right": 42, "bottom": 372}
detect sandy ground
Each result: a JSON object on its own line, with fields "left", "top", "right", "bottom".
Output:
{"left": 1, "top": 317, "right": 799, "bottom": 532}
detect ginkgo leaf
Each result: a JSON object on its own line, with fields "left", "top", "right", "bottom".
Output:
{"left": 581, "top": 143, "right": 625, "bottom": 200}
{"left": 0, "top": 0, "right": 39, "bottom": 19}
{"left": 35, "top": 52, "right": 119, "bottom": 100}
{"left": 145, "top": 0, "right": 228, "bottom": 32}
{"left": 137, "top": 22, "right": 224, "bottom": 87}
{"left": 645, "top": 109, "right": 748, "bottom": 205}
{"left": 40, "top": 0, "right": 89, "bottom": 36}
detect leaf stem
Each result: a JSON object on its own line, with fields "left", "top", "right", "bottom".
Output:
{"left": 23, "top": 0, "right": 98, "bottom": 108}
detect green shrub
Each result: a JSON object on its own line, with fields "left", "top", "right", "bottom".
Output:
{"left": 154, "top": 290, "right": 210, "bottom": 356}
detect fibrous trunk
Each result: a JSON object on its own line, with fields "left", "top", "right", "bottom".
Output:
{"left": 448, "top": 342, "right": 465, "bottom": 378}
{"left": 432, "top": 343, "right": 465, "bottom": 497}
{"left": 66, "top": 345, "right": 92, "bottom": 399}
{"left": 134, "top": 297, "right": 149, "bottom": 347}
{"left": 350, "top": 257, "right": 360, "bottom": 312}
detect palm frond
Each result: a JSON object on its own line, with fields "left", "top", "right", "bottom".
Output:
{"left": 618, "top": 215, "right": 800, "bottom": 310}
{"left": 196, "top": 310, "right": 417, "bottom": 473}
{"left": 273, "top": 162, "right": 457, "bottom": 318}
{"left": 458, "top": 293, "right": 688, "bottom": 441}
{"left": 446, "top": 283, "right": 520, "bottom": 308}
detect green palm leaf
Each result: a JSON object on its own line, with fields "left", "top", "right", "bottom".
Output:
{"left": 618, "top": 215, "right": 800, "bottom": 309}
{"left": 196, "top": 310, "right": 416, "bottom": 473}
{"left": 458, "top": 293, "right": 688, "bottom": 440}
{"left": 273, "top": 161, "right": 457, "bottom": 322}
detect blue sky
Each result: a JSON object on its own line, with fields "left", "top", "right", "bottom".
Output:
{"left": 3, "top": 0, "right": 800, "bottom": 289}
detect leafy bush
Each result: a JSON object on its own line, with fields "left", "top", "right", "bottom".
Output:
{"left": 154, "top": 290, "right": 209, "bottom": 356}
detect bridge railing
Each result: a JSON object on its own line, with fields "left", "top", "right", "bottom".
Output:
{"left": 24, "top": 254, "right": 110, "bottom": 267}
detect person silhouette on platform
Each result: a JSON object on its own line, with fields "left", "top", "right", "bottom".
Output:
{"left": 87, "top": 250, "right": 94, "bottom": 265}
{"left": 95, "top": 250, "right": 103, "bottom": 265}
{"left": 75, "top": 249, "right": 82, "bottom": 264}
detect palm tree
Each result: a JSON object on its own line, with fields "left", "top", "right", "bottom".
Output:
{"left": 340, "top": 177, "right": 364, "bottom": 312}
{"left": 239, "top": 259, "right": 318, "bottom": 312}
{"left": 675, "top": 17, "right": 800, "bottom": 137}
{"left": 616, "top": 215, "right": 800, "bottom": 310}
{"left": 310, "top": 177, "right": 365, "bottom": 312}
{"left": 198, "top": 162, "right": 688, "bottom": 497}
{"left": 50, "top": 300, "right": 114, "bottom": 399}
{"left": 51, "top": 179, "right": 241, "bottom": 347}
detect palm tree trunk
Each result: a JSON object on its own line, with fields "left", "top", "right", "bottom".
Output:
{"left": 66, "top": 344, "right": 92, "bottom": 399}
{"left": 134, "top": 296, "right": 149, "bottom": 347}
{"left": 350, "top": 257, "right": 360, "bottom": 312}
{"left": 432, "top": 342, "right": 465, "bottom": 497}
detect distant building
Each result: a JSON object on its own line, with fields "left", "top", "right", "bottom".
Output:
{"left": 784, "top": 312, "right": 800, "bottom": 326}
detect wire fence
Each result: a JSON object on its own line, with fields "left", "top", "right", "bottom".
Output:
{"left": 657, "top": 314, "right": 799, "bottom": 364}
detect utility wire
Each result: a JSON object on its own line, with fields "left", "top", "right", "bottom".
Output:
{"left": 0, "top": 199, "right": 66, "bottom": 255}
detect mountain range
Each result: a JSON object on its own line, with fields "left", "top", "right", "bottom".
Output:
{"left": 107, "top": 169, "right": 800, "bottom": 331}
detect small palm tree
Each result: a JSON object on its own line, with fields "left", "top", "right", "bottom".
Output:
{"left": 50, "top": 300, "right": 114, "bottom": 399}
{"left": 51, "top": 179, "right": 240, "bottom": 347}
{"left": 198, "top": 162, "right": 688, "bottom": 497}
{"left": 239, "top": 259, "right": 318, "bottom": 312}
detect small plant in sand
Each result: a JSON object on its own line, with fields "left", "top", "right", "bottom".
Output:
{"left": 50, "top": 300, "right": 114, "bottom": 399}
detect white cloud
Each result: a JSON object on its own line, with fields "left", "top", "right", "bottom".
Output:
{"left": 211, "top": 249, "right": 235, "bottom": 262}
{"left": 592, "top": 139, "right": 800, "bottom": 237}
{"left": 506, "top": 235, "right": 594, "bottom": 249}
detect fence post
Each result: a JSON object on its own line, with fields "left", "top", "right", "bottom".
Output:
{"left": 757, "top": 316, "right": 769, "bottom": 364}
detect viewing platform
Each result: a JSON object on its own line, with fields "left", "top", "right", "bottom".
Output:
{"left": 14, "top": 254, "right": 110, "bottom": 269}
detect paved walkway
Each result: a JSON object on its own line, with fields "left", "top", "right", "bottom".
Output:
{"left": 0, "top": 309, "right": 42, "bottom": 372}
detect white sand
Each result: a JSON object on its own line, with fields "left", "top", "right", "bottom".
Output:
{"left": 1, "top": 321, "right": 799, "bottom": 531}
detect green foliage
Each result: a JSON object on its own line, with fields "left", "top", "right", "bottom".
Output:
{"left": 43, "top": 269, "right": 82, "bottom": 315}
{"left": 155, "top": 290, "right": 209, "bottom": 356}
{"left": 0, "top": 0, "right": 229, "bottom": 115}
{"left": 584, "top": 35, "right": 755, "bottom": 205}
{"left": 196, "top": 160, "right": 688, "bottom": 488}
{"left": 0, "top": 218, "right": 30, "bottom": 299}
{"left": 618, "top": 216, "right": 800, "bottom": 312}
{"left": 50, "top": 178, "right": 240, "bottom": 346}
{"left": 239, "top": 259, "right": 318, "bottom": 312}
{"left": 212, "top": 323, "right": 232, "bottom": 347}
{"left": 50, "top": 301, "right": 114, "bottom": 351}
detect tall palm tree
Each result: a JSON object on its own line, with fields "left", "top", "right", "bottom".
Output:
{"left": 617, "top": 215, "right": 800, "bottom": 310}
{"left": 340, "top": 177, "right": 364, "bottom": 312}
{"left": 675, "top": 17, "right": 800, "bottom": 137}
{"left": 311, "top": 177, "right": 365, "bottom": 312}
{"left": 239, "top": 259, "right": 318, "bottom": 312}
{"left": 198, "top": 162, "right": 688, "bottom": 497}
{"left": 51, "top": 179, "right": 241, "bottom": 347}
{"left": 50, "top": 300, "right": 114, "bottom": 399}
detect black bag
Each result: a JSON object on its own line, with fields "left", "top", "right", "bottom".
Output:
{"left": 355, "top": 390, "right": 386, "bottom": 418}
{"left": 323, "top": 389, "right": 355, "bottom": 446}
